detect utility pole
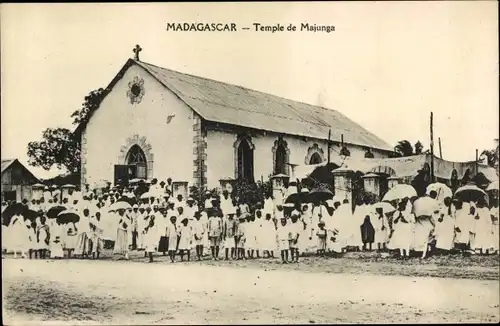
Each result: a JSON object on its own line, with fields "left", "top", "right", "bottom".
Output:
{"left": 327, "top": 129, "right": 331, "bottom": 164}
{"left": 430, "top": 112, "right": 435, "bottom": 182}
{"left": 438, "top": 137, "right": 443, "bottom": 159}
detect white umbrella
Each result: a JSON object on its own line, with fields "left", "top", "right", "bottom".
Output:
{"left": 109, "top": 201, "right": 131, "bottom": 212}
{"left": 382, "top": 184, "right": 417, "bottom": 202}
{"left": 61, "top": 184, "right": 76, "bottom": 189}
{"left": 413, "top": 196, "right": 439, "bottom": 217}
{"left": 486, "top": 180, "right": 499, "bottom": 191}
{"left": 373, "top": 201, "right": 396, "bottom": 214}
{"left": 140, "top": 191, "right": 155, "bottom": 199}
{"left": 426, "top": 182, "right": 452, "bottom": 201}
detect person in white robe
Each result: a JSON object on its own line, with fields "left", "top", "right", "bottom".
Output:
{"left": 184, "top": 198, "right": 198, "bottom": 220}
{"left": 178, "top": 218, "right": 193, "bottom": 261}
{"left": 7, "top": 211, "right": 28, "bottom": 258}
{"left": 36, "top": 215, "right": 51, "bottom": 259}
{"left": 25, "top": 220, "right": 37, "bottom": 259}
{"left": 261, "top": 212, "right": 277, "bottom": 257}
{"left": 74, "top": 209, "right": 91, "bottom": 258}
{"left": 388, "top": 200, "right": 415, "bottom": 258}
{"left": 263, "top": 194, "right": 275, "bottom": 220}
{"left": 490, "top": 202, "right": 499, "bottom": 254}
{"left": 471, "top": 201, "right": 494, "bottom": 254}
{"left": 434, "top": 198, "right": 455, "bottom": 252}
{"left": 90, "top": 212, "right": 104, "bottom": 259}
{"left": 113, "top": 208, "right": 130, "bottom": 259}
{"left": 49, "top": 220, "right": 65, "bottom": 259}
{"left": 453, "top": 200, "right": 472, "bottom": 254}
{"left": 192, "top": 211, "right": 206, "bottom": 260}
{"left": 372, "top": 207, "right": 389, "bottom": 251}
{"left": 143, "top": 217, "right": 160, "bottom": 262}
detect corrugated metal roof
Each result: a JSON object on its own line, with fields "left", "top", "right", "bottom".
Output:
{"left": 134, "top": 60, "right": 393, "bottom": 151}
{"left": 1, "top": 159, "right": 15, "bottom": 173}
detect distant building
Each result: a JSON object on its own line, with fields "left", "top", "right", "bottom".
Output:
{"left": 1, "top": 159, "right": 41, "bottom": 202}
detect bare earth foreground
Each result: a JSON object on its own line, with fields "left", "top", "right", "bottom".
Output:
{"left": 2, "top": 254, "right": 500, "bottom": 325}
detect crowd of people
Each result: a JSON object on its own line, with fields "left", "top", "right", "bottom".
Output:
{"left": 1, "top": 178, "right": 499, "bottom": 264}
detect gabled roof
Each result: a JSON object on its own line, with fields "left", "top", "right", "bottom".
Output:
{"left": 1, "top": 159, "right": 41, "bottom": 183}
{"left": 75, "top": 59, "right": 393, "bottom": 152}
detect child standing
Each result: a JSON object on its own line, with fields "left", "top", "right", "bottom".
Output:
{"left": 236, "top": 215, "right": 247, "bottom": 260}
{"left": 50, "top": 220, "right": 65, "bottom": 259}
{"left": 223, "top": 213, "right": 237, "bottom": 260}
{"left": 144, "top": 218, "right": 159, "bottom": 263}
{"left": 288, "top": 213, "right": 301, "bottom": 263}
{"left": 192, "top": 212, "right": 206, "bottom": 261}
{"left": 178, "top": 218, "right": 192, "bottom": 261}
{"left": 277, "top": 217, "right": 289, "bottom": 263}
{"left": 208, "top": 211, "right": 223, "bottom": 260}
{"left": 36, "top": 216, "right": 50, "bottom": 259}
{"left": 166, "top": 215, "right": 179, "bottom": 263}
{"left": 316, "top": 221, "right": 327, "bottom": 256}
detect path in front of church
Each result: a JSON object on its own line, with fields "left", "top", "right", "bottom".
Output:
{"left": 3, "top": 256, "right": 499, "bottom": 324}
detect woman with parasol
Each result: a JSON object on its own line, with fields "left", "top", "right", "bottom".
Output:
{"left": 411, "top": 193, "right": 440, "bottom": 259}
{"left": 433, "top": 197, "right": 455, "bottom": 254}
{"left": 452, "top": 200, "right": 472, "bottom": 255}
{"left": 470, "top": 200, "right": 495, "bottom": 255}
{"left": 388, "top": 199, "right": 415, "bottom": 259}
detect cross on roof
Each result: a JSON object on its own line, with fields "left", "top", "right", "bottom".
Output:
{"left": 133, "top": 44, "right": 142, "bottom": 61}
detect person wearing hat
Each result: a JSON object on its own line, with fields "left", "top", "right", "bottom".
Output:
{"left": 166, "top": 214, "right": 180, "bottom": 262}
{"left": 175, "top": 194, "right": 186, "bottom": 211}
{"left": 184, "top": 197, "right": 198, "bottom": 220}
{"left": 113, "top": 208, "right": 131, "bottom": 260}
{"left": 43, "top": 186, "right": 51, "bottom": 202}
{"left": 204, "top": 191, "right": 213, "bottom": 209}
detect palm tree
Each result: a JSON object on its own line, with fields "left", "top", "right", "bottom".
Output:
{"left": 394, "top": 140, "right": 414, "bottom": 157}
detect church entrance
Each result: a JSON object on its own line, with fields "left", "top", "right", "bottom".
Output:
{"left": 126, "top": 145, "right": 148, "bottom": 180}
{"left": 237, "top": 139, "right": 254, "bottom": 182}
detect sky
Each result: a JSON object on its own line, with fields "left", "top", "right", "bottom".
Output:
{"left": 1, "top": 2, "right": 498, "bottom": 179}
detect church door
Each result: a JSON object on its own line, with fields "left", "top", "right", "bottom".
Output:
{"left": 237, "top": 139, "right": 254, "bottom": 182}
{"left": 126, "top": 145, "right": 148, "bottom": 180}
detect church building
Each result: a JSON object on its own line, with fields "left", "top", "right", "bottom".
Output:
{"left": 75, "top": 47, "right": 394, "bottom": 192}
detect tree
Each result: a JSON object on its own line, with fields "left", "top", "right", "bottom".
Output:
{"left": 27, "top": 128, "right": 81, "bottom": 173}
{"left": 414, "top": 141, "right": 424, "bottom": 155}
{"left": 394, "top": 140, "right": 414, "bottom": 157}
{"left": 481, "top": 138, "right": 499, "bottom": 170}
{"left": 27, "top": 88, "right": 106, "bottom": 173}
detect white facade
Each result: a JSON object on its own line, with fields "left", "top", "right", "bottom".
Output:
{"left": 81, "top": 65, "right": 196, "bottom": 188}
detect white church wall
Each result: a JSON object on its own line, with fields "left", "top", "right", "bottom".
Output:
{"left": 205, "top": 127, "right": 391, "bottom": 189}
{"left": 82, "top": 64, "right": 195, "bottom": 188}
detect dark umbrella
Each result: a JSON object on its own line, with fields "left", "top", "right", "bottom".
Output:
{"left": 117, "top": 196, "right": 137, "bottom": 206}
{"left": 22, "top": 209, "right": 39, "bottom": 222}
{"left": 308, "top": 186, "right": 334, "bottom": 203}
{"left": 57, "top": 211, "right": 80, "bottom": 224}
{"left": 47, "top": 206, "right": 67, "bottom": 219}
{"left": 284, "top": 190, "right": 309, "bottom": 204}
{"left": 1, "top": 203, "right": 25, "bottom": 226}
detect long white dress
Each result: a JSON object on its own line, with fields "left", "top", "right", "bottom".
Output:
{"left": 454, "top": 208, "right": 472, "bottom": 245}
{"left": 372, "top": 213, "right": 389, "bottom": 245}
{"left": 144, "top": 222, "right": 160, "bottom": 253}
{"left": 388, "top": 210, "right": 415, "bottom": 250}
{"left": 471, "top": 207, "right": 494, "bottom": 251}
{"left": 178, "top": 224, "right": 193, "bottom": 251}
{"left": 49, "top": 224, "right": 64, "bottom": 258}
{"left": 434, "top": 212, "right": 455, "bottom": 250}
{"left": 6, "top": 215, "right": 28, "bottom": 253}
{"left": 260, "top": 218, "right": 277, "bottom": 252}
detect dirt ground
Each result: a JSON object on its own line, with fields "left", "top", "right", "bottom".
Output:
{"left": 2, "top": 250, "right": 499, "bottom": 324}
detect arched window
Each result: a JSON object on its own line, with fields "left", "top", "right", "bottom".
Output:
{"left": 272, "top": 136, "right": 290, "bottom": 175}
{"left": 309, "top": 152, "right": 323, "bottom": 165}
{"left": 237, "top": 138, "right": 254, "bottom": 182}
{"left": 126, "top": 145, "right": 147, "bottom": 179}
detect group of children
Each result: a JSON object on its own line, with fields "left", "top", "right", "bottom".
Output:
{"left": 2, "top": 180, "right": 499, "bottom": 264}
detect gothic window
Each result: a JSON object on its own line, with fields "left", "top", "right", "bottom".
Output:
{"left": 235, "top": 134, "right": 255, "bottom": 182}
{"left": 309, "top": 153, "right": 323, "bottom": 165}
{"left": 126, "top": 145, "right": 147, "bottom": 179}
{"left": 272, "top": 136, "right": 290, "bottom": 175}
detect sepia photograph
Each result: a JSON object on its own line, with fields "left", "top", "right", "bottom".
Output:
{"left": 1, "top": 1, "right": 499, "bottom": 324}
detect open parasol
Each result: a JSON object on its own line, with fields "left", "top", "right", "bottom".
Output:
{"left": 454, "top": 184, "right": 488, "bottom": 203}
{"left": 413, "top": 196, "right": 439, "bottom": 217}
{"left": 284, "top": 188, "right": 310, "bottom": 204}
{"left": 47, "top": 205, "right": 67, "bottom": 219}
{"left": 382, "top": 184, "right": 417, "bottom": 202}
{"left": 308, "top": 186, "right": 334, "bottom": 202}
{"left": 109, "top": 201, "right": 132, "bottom": 212}
{"left": 486, "top": 180, "right": 499, "bottom": 192}
{"left": 140, "top": 191, "right": 155, "bottom": 199}
{"left": 426, "top": 182, "right": 452, "bottom": 201}
{"left": 23, "top": 208, "right": 40, "bottom": 222}
{"left": 1, "top": 203, "right": 25, "bottom": 226}
{"left": 372, "top": 201, "right": 396, "bottom": 214}
{"left": 61, "top": 184, "right": 77, "bottom": 189}
{"left": 117, "top": 196, "right": 137, "bottom": 206}
{"left": 57, "top": 210, "right": 80, "bottom": 224}
{"left": 129, "top": 178, "right": 145, "bottom": 185}
{"left": 32, "top": 183, "right": 46, "bottom": 189}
